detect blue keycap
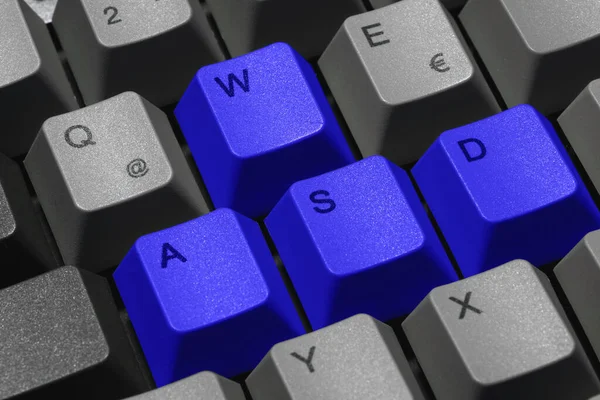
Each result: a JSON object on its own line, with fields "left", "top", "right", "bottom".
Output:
{"left": 413, "top": 104, "right": 600, "bottom": 277}
{"left": 265, "top": 156, "right": 457, "bottom": 329}
{"left": 175, "top": 42, "right": 354, "bottom": 218}
{"left": 113, "top": 209, "right": 304, "bottom": 386}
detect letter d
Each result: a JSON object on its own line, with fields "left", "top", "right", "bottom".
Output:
{"left": 458, "top": 138, "right": 486, "bottom": 162}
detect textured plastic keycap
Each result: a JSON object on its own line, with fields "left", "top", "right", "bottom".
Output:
{"left": 559, "top": 80, "right": 600, "bottom": 195}
{"left": 124, "top": 372, "right": 245, "bottom": 400}
{"left": 0, "top": 153, "right": 57, "bottom": 288}
{"left": 0, "top": 267, "right": 148, "bottom": 399}
{"left": 53, "top": 0, "right": 222, "bottom": 106}
{"left": 412, "top": 105, "right": 600, "bottom": 277}
{"left": 403, "top": 260, "right": 600, "bottom": 400}
{"left": 460, "top": 0, "right": 600, "bottom": 114}
{"left": 25, "top": 0, "right": 58, "bottom": 23}
{"left": 205, "top": 0, "right": 365, "bottom": 58}
{"left": 114, "top": 208, "right": 305, "bottom": 387}
{"left": 0, "top": 0, "right": 76, "bottom": 157}
{"left": 247, "top": 314, "right": 425, "bottom": 400}
{"left": 176, "top": 43, "right": 354, "bottom": 218}
{"left": 266, "top": 156, "right": 457, "bottom": 329}
{"left": 25, "top": 92, "right": 207, "bottom": 272}
{"left": 319, "top": 0, "right": 498, "bottom": 165}
{"left": 555, "top": 230, "right": 600, "bottom": 364}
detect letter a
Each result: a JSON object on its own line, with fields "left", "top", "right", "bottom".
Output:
{"left": 161, "top": 242, "right": 187, "bottom": 269}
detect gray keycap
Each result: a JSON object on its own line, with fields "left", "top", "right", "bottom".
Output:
{"left": 205, "top": 0, "right": 365, "bottom": 58}
{"left": 558, "top": 80, "right": 600, "bottom": 194}
{"left": 0, "top": 0, "right": 76, "bottom": 157}
{"left": 403, "top": 259, "right": 599, "bottom": 400}
{"left": 589, "top": 396, "right": 600, "bottom": 400}
{"left": 53, "top": 0, "right": 223, "bottom": 107}
{"left": 460, "top": 0, "right": 600, "bottom": 115}
{"left": 124, "top": 371, "right": 245, "bottom": 400}
{"left": 319, "top": 0, "right": 499, "bottom": 166}
{"left": 555, "top": 230, "right": 600, "bottom": 364}
{"left": 25, "top": 0, "right": 57, "bottom": 23}
{"left": 24, "top": 92, "right": 208, "bottom": 272}
{"left": 246, "top": 314, "right": 425, "bottom": 400}
{"left": 370, "top": 0, "right": 463, "bottom": 9}
{"left": 0, "top": 266, "right": 148, "bottom": 399}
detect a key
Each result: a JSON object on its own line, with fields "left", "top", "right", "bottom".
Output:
{"left": 25, "top": 0, "right": 57, "bottom": 23}
{"left": 266, "top": 156, "right": 457, "bottom": 329}
{"left": 412, "top": 104, "right": 600, "bottom": 277}
{"left": 0, "top": 266, "right": 148, "bottom": 399}
{"left": 205, "top": 0, "right": 365, "bottom": 58}
{"left": 0, "top": 153, "right": 57, "bottom": 288}
{"left": 113, "top": 208, "right": 304, "bottom": 386}
{"left": 559, "top": 80, "right": 600, "bottom": 194}
{"left": 247, "top": 314, "right": 425, "bottom": 400}
{"left": 403, "top": 259, "right": 600, "bottom": 400}
{"left": 460, "top": 0, "right": 600, "bottom": 114}
{"left": 0, "top": 0, "right": 76, "bottom": 157}
{"left": 555, "top": 230, "right": 600, "bottom": 363}
{"left": 175, "top": 43, "right": 354, "bottom": 219}
{"left": 319, "top": 0, "right": 498, "bottom": 166}
{"left": 53, "top": 0, "right": 222, "bottom": 106}
{"left": 24, "top": 92, "right": 208, "bottom": 272}
{"left": 123, "top": 371, "right": 245, "bottom": 400}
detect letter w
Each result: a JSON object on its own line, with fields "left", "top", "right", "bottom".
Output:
{"left": 215, "top": 69, "right": 250, "bottom": 97}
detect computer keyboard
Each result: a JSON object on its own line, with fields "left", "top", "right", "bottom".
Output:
{"left": 4, "top": 0, "right": 600, "bottom": 399}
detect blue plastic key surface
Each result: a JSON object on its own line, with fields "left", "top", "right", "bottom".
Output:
{"left": 413, "top": 104, "right": 600, "bottom": 277}
{"left": 265, "top": 156, "right": 457, "bottom": 329}
{"left": 175, "top": 42, "right": 354, "bottom": 219}
{"left": 113, "top": 209, "right": 304, "bottom": 387}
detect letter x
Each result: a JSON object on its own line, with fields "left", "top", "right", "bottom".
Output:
{"left": 448, "top": 291, "right": 482, "bottom": 319}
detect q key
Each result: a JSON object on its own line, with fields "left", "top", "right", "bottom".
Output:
{"left": 25, "top": 92, "right": 209, "bottom": 272}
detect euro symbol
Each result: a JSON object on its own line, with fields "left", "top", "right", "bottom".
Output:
{"left": 65, "top": 125, "right": 96, "bottom": 149}
{"left": 430, "top": 53, "right": 450, "bottom": 73}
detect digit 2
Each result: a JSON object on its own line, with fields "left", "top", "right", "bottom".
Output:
{"left": 104, "top": 6, "right": 122, "bottom": 25}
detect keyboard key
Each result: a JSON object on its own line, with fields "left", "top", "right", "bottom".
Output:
{"left": 559, "top": 80, "right": 600, "bottom": 193}
{"left": 53, "top": 0, "right": 222, "bottom": 106}
{"left": 114, "top": 208, "right": 304, "bottom": 386}
{"left": 25, "top": 0, "right": 57, "bottom": 23}
{"left": 403, "top": 259, "right": 600, "bottom": 400}
{"left": 555, "top": 230, "right": 600, "bottom": 363}
{"left": 124, "top": 372, "right": 245, "bottom": 400}
{"left": 175, "top": 43, "right": 354, "bottom": 218}
{"left": 412, "top": 105, "right": 600, "bottom": 277}
{"left": 0, "top": 267, "right": 148, "bottom": 399}
{"left": 0, "top": 0, "right": 76, "bottom": 157}
{"left": 0, "top": 153, "right": 57, "bottom": 288}
{"left": 319, "top": 0, "right": 499, "bottom": 166}
{"left": 370, "top": 0, "right": 464, "bottom": 10}
{"left": 266, "top": 156, "right": 457, "bottom": 329}
{"left": 24, "top": 92, "right": 207, "bottom": 272}
{"left": 205, "top": 0, "right": 365, "bottom": 58}
{"left": 460, "top": 0, "right": 600, "bottom": 114}
{"left": 247, "top": 314, "right": 425, "bottom": 400}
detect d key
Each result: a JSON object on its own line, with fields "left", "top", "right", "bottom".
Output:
{"left": 24, "top": 92, "right": 208, "bottom": 272}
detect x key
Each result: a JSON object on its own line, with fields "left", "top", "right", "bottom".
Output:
{"left": 448, "top": 291, "right": 482, "bottom": 319}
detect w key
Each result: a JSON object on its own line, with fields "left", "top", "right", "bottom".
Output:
{"left": 24, "top": 92, "right": 208, "bottom": 272}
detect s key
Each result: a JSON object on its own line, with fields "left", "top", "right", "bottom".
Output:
{"left": 24, "top": 92, "right": 208, "bottom": 272}
{"left": 53, "top": 0, "right": 223, "bottom": 106}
